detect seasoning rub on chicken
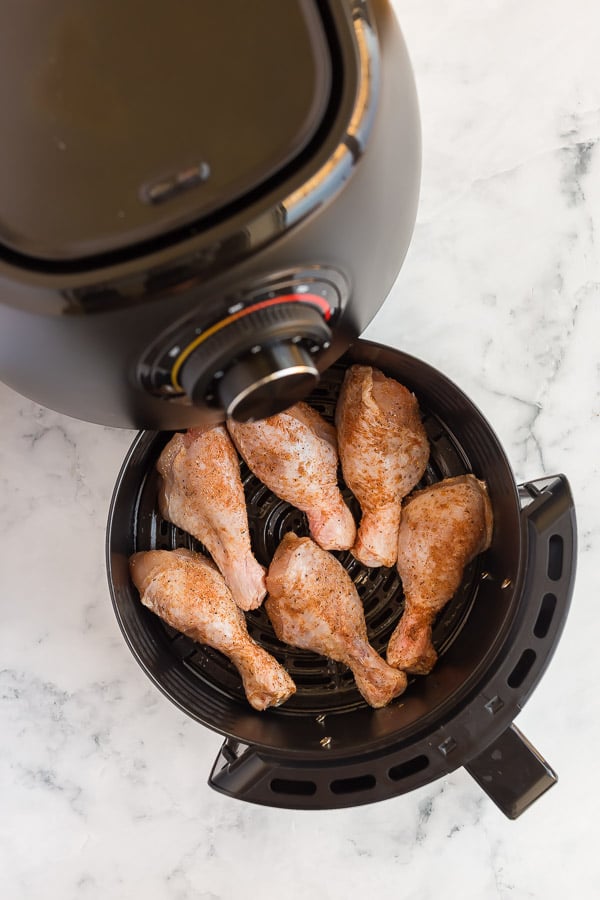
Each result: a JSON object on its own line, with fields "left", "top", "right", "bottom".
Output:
{"left": 130, "top": 548, "right": 296, "bottom": 711}
{"left": 228, "top": 402, "right": 356, "bottom": 551}
{"left": 335, "top": 365, "right": 430, "bottom": 568}
{"left": 266, "top": 533, "right": 407, "bottom": 708}
{"left": 387, "top": 475, "right": 493, "bottom": 675}
{"left": 157, "top": 426, "right": 266, "bottom": 610}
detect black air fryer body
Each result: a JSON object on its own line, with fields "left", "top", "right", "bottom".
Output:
{"left": 0, "top": 0, "right": 420, "bottom": 427}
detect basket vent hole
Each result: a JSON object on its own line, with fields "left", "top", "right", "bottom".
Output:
{"left": 382, "top": 571, "right": 398, "bottom": 591}
{"left": 388, "top": 754, "right": 429, "bottom": 782}
{"left": 270, "top": 778, "right": 317, "bottom": 797}
{"left": 370, "top": 606, "right": 395, "bottom": 630}
{"left": 293, "top": 674, "right": 334, "bottom": 687}
{"left": 507, "top": 648, "right": 536, "bottom": 688}
{"left": 547, "top": 535, "right": 563, "bottom": 581}
{"left": 534, "top": 593, "right": 557, "bottom": 639}
{"left": 330, "top": 774, "right": 376, "bottom": 795}
{"left": 292, "top": 656, "right": 325, "bottom": 670}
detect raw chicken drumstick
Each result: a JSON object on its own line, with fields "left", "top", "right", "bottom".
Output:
{"left": 130, "top": 548, "right": 295, "bottom": 711}
{"left": 266, "top": 533, "right": 407, "bottom": 707}
{"left": 336, "top": 365, "right": 430, "bottom": 568}
{"left": 387, "top": 475, "right": 493, "bottom": 675}
{"left": 157, "top": 426, "right": 266, "bottom": 610}
{"left": 227, "top": 402, "right": 356, "bottom": 551}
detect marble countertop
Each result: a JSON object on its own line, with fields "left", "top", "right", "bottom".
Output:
{"left": 1, "top": 1, "right": 599, "bottom": 897}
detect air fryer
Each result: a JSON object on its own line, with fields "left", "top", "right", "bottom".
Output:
{"left": 0, "top": 2, "right": 577, "bottom": 817}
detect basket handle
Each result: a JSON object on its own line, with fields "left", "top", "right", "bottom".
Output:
{"left": 465, "top": 723, "right": 557, "bottom": 818}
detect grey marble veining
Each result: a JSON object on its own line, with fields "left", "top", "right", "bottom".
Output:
{"left": 2, "top": 1, "right": 600, "bottom": 897}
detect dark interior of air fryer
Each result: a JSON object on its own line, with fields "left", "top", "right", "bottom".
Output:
{"left": 112, "top": 345, "right": 523, "bottom": 758}
{"left": 147, "top": 365, "right": 479, "bottom": 705}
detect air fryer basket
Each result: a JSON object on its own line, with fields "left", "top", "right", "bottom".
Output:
{"left": 107, "top": 341, "right": 576, "bottom": 817}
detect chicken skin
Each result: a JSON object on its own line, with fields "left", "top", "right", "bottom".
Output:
{"left": 227, "top": 403, "right": 356, "bottom": 551}
{"left": 387, "top": 475, "right": 493, "bottom": 674}
{"left": 266, "top": 533, "right": 407, "bottom": 707}
{"left": 130, "top": 548, "right": 295, "bottom": 711}
{"left": 157, "top": 426, "right": 266, "bottom": 611}
{"left": 335, "top": 365, "right": 430, "bottom": 568}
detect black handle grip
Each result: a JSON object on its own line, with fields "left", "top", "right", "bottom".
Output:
{"left": 465, "top": 724, "right": 557, "bottom": 818}
{"left": 499, "top": 474, "right": 576, "bottom": 708}
{"left": 462, "top": 474, "right": 576, "bottom": 817}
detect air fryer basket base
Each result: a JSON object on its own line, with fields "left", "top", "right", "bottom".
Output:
{"left": 207, "top": 475, "right": 574, "bottom": 816}
{"left": 107, "top": 343, "right": 576, "bottom": 817}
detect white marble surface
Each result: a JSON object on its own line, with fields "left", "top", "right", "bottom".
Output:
{"left": 1, "top": 1, "right": 599, "bottom": 896}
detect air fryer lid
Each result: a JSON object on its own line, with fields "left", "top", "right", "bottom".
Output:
{"left": 0, "top": 0, "right": 332, "bottom": 262}
{"left": 107, "top": 343, "right": 575, "bottom": 816}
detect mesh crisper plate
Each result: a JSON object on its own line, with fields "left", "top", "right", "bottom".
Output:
{"left": 128, "top": 361, "right": 482, "bottom": 714}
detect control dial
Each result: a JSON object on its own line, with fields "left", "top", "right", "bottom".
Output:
{"left": 177, "top": 302, "right": 331, "bottom": 421}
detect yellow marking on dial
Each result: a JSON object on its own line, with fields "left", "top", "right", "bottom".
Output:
{"left": 170, "top": 294, "right": 331, "bottom": 390}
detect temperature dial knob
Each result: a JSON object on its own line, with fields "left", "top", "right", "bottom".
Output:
{"left": 178, "top": 302, "right": 331, "bottom": 421}
{"left": 217, "top": 342, "right": 319, "bottom": 422}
